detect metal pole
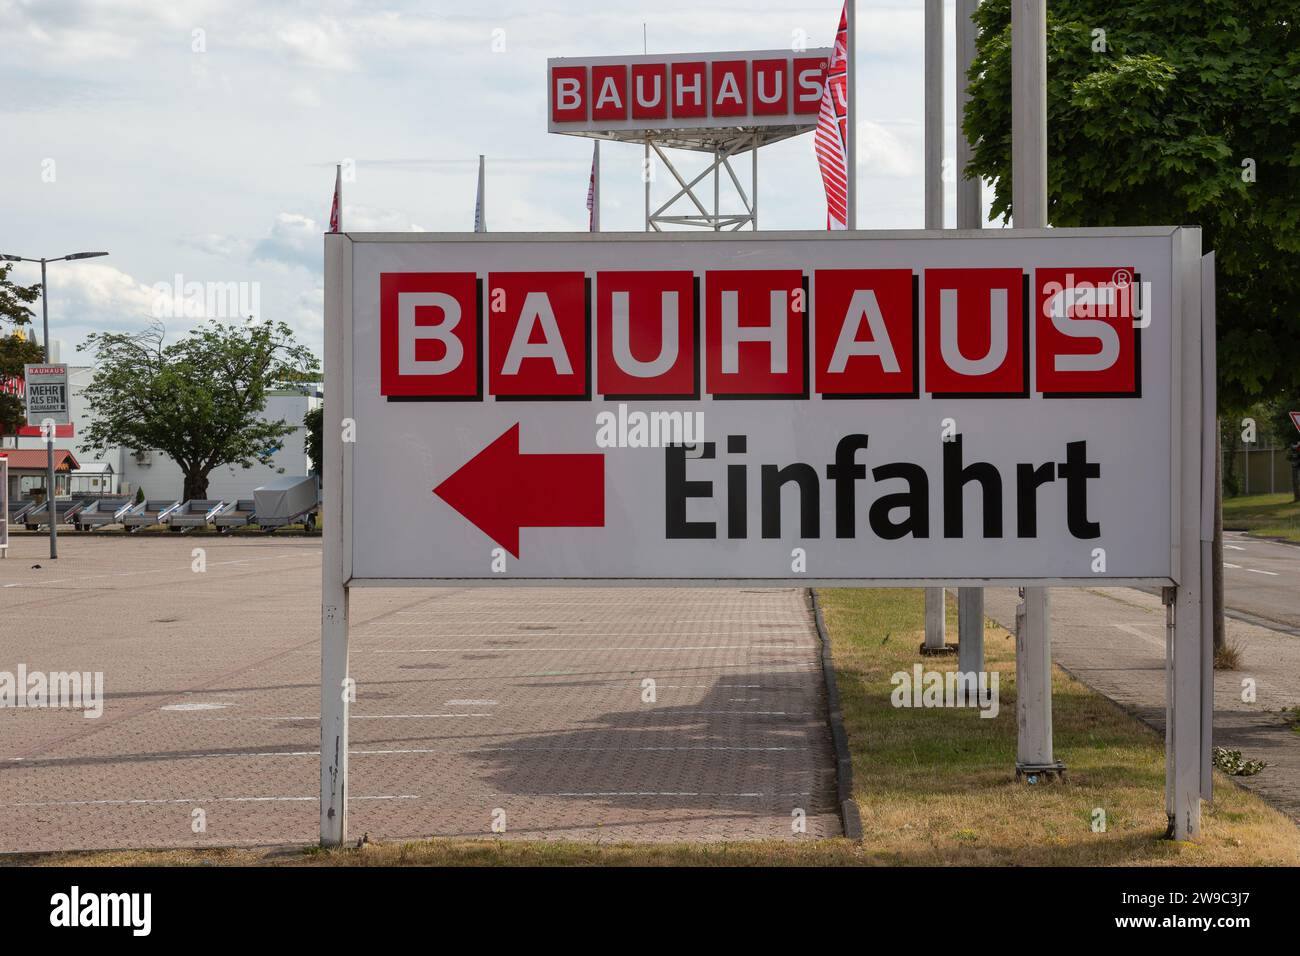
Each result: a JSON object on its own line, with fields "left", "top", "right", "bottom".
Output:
{"left": 592, "top": 141, "right": 601, "bottom": 232}
{"left": 924, "top": 587, "right": 947, "bottom": 650}
{"left": 713, "top": 146, "right": 720, "bottom": 231}
{"left": 922, "top": 0, "right": 945, "bottom": 648}
{"left": 1011, "top": 0, "right": 1055, "bottom": 777}
{"left": 956, "top": 0, "right": 983, "bottom": 675}
{"left": 956, "top": 0, "right": 981, "bottom": 230}
{"left": 644, "top": 139, "right": 651, "bottom": 232}
{"left": 845, "top": 0, "right": 857, "bottom": 229}
{"left": 752, "top": 132, "right": 759, "bottom": 230}
{"left": 40, "top": 258, "right": 57, "bottom": 560}
{"left": 320, "top": 234, "right": 350, "bottom": 845}
{"left": 1011, "top": 0, "right": 1047, "bottom": 229}
{"left": 924, "top": 0, "right": 944, "bottom": 230}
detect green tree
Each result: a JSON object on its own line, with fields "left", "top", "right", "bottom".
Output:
{"left": 304, "top": 403, "right": 322, "bottom": 480}
{"left": 1267, "top": 391, "right": 1300, "bottom": 501}
{"left": 964, "top": 0, "right": 1300, "bottom": 408}
{"left": 78, "top": 319, "right": 320, "bottom": 500}
{"left": 0, "top": 263, "right": 44, "bottom": 435}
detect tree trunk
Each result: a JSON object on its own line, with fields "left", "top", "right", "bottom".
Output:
{"left": 1213, "top": 425, "right": 1225, "bottom": 654}
{"left": 183, "top": 472, "right": 210, "bottom": 501}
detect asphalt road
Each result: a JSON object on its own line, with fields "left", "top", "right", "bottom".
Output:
{"left": 1220, "top": 532, "right": 1300, "bottom": 635}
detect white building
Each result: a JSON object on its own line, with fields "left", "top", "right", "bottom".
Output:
{"left": 3, "top": 343, "right": 320, "bottom": 502}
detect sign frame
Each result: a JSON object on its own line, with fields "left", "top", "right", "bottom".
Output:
{"left": 326, "top": 227, "right": 1204, "bottom": 590}
{"left": 320, "top": 227, "right": 1211, "bottom": 845}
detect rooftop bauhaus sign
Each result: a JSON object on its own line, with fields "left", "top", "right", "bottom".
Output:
{"left": 327, "top": 227, "right": 1201, "bottom": 585}
{"left": 547, "top": 49, "right": 832, "bottom": 136}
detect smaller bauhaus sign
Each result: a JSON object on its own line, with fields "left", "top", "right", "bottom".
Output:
{"left": 548, "top": 49, "right": 833, "bottom": 136}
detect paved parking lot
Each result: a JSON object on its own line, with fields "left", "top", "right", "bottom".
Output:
{"left": 0, "top": 535, "right": 839, "bottom": 851}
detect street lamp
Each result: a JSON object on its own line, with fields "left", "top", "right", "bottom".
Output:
{"left": 0, "top": 251, "right": 109, "bottom": 559}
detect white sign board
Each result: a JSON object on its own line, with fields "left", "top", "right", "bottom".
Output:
{"left": 23, "top": 363, "right": 70, "bottom": 426}
{"left": 328, "top": 228, "right": 1201, "bottom": 585}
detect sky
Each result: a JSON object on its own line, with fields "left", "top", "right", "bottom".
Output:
{"left": 0, "top": 0, "right": 994, "bottom": 361}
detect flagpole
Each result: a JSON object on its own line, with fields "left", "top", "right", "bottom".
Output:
{"left": 475, "top": 154, "right": 486, "bottom": 233}
{"left": 845, "top": 0, "right": 857, "bottom": 229}
{"left": 593, "top": 141, "right": 601, "bottom": 232}
{"left": 924, "top": 0, "right": 943, "bottom": 230}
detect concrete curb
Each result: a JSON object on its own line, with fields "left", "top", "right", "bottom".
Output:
{"left": 807, "top": 588, "right": 863, "bottom": 841}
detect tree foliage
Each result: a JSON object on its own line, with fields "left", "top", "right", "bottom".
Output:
{"left": 0, "top": 263, "right": 44, "bottom": 434}
{"left": 964, "top": 0, "right": 1300, "bottom": 408}
{"left": 78, "top": 319, "right": 320, "bottom": 499}
{"left": 303, "top": 403, "right": 322, "bottom": 479}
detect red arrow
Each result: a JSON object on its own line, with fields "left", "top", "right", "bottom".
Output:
{"left": 433, "top": 423, "right": 605, "bottom": 558}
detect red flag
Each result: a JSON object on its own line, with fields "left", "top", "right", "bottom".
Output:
{"left": 586, "top": 144, "right": 597, "bottom": 231}
{"left": 328, "top": 164, "right": 341, "bottom": 233}
{"left": 814, "top": 4, "right": 849, "bottom": 230}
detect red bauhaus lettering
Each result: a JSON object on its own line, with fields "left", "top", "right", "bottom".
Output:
{"left": 671, "top": 62, "right": 707, "bottom": 118}
{"left": 378, "top": 266, "right": 1142, "bottom": 403}
{"left": 551, "top": 66, "right": 587, "bottom": 122}
{"left": 792, "top": 56, "right": 828, "bottom": 114}
{"left": 711, "top": 60, "right": 748, "bottom": 116}
{"left": 596, "top": 271, "right": 696, "bottom": 398}
{"left": 488, "top": 272, "right": 589, "bottom": 399}
{"left": 814, "top": 269, "right": 915, "bottom": 397}
{"left": 1035, "top": 267, "right": 1139, "bottom": 396}
{"left": 705, "top": 270, "right": 805, "bottom": 397}
{"left": 591, "top": 64, "right": 628, "bottom": 121}
{"left": 380, "top": 272, "right": 479, "bottom": 399}
{"left": 631, "top": 63, "right": 668, "bottom": 119}
{"left": 751, "top": 59, "right": 789, "bottom": 116}
{"left": 924, "top": 268, "right": 1026, "bottom": 396}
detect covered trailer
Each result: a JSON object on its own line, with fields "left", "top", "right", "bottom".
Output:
{"left": 75, "top": 496, "right": 135, "bottom": 531}
{"left": 253, "top": 476, "right": 318, "bottom": 531}
{"left": 213, "top": 499, "right": 257, "bottom": 532}
{"left": 167, "top": 499, "right": 228, "bottom": 531}
{"left": 121, "top": 499, "right": 182, "bottom": 531}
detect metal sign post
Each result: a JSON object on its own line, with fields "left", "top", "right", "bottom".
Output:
{"left": 0, "top": 456, "right": 9, "bottom": 558}
{"left": 321, "top": 226, "right": 1210, "bottom": 844}
{"left": 24, "top": 361, "right": 70, "bottom": 560}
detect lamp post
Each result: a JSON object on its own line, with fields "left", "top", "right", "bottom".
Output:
{"left": 0, "top": 251, "right": 109, "bottom": 559}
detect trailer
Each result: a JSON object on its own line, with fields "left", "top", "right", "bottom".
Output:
{"left": 121, "top": 499, "right": 182, "bottom": 531}
{"left": 213, "top": 499, "right": 257, "bottom": 532}
{"left": 7, "top": 498, "right": 35, "bottom": 523}
{"left": 253, "top": 476, "right": 318, "bottom": 531}
{"left": 74, "top": 496, "right": 136, "bottom": 531}
{"left": 166, "top": 499, "right": 228, "bottom": 531}
{"left": 24, "top": 498, "right": 89, "bottom": 531}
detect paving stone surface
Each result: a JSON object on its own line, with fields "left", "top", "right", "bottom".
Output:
{"left": 0, "top": 535, "right": 839, "bottom": 851}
